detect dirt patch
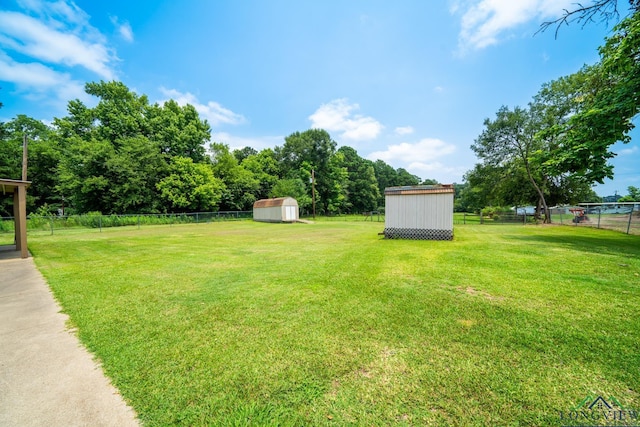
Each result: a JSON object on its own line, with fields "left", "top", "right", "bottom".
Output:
{"left": 457, "top": 319, "right": 476, "bottom": 328}
{"left": 458, "top": 286, "right": 504, "bottom": 301}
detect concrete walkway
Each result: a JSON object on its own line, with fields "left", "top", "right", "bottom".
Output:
{"left": 0, "top": 247, "right": 139, "bottom": 427}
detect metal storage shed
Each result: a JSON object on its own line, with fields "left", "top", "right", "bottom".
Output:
{"left": 383, "top": 185, "right": 454, "bottom": 240}
{"left": 253, "top": 197, "right": 299, "bottom": 223}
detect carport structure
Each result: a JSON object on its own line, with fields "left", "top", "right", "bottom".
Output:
{"left": 1, "top": 179, "right": 31, "bottom": 258}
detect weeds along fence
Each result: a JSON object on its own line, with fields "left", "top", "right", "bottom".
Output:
{"left": 0, "top": 211, "right": 252, "bottom": 237}
{"left": 551, "top": 203, "right": 640, "bottom": 236}
{"left": 453, "top": 212, "right": 533, "bottom": 224}
{"left": 309, "top": 211, "right": 385, "bottom": 222}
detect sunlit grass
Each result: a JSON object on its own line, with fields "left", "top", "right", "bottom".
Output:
{"left": 29, "top": 222, "right": 640, "bottom": 426}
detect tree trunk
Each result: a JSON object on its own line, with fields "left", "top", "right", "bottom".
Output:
{"left": 523, "top": 161, "right": 550, "bottom": 223}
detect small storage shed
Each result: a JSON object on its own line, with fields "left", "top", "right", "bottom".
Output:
{"left": 383, "top": 185, "right": 454, "bottom": 240}
{"left": 253, "top": 197, "right": 299, "bottom": 223}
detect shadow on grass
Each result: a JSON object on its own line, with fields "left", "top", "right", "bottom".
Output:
{"left": 506, "top": 227, "right": 640, "bottom": 258}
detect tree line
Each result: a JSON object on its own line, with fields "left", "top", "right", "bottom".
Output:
{"left": 0, "top": 81, "right": 428, "bottom": 217}
{"left": 456, "top": 1, "right": 640, "bottom": 220}
{"left": 3, "top": 2, "right": 639, "bottom": 218}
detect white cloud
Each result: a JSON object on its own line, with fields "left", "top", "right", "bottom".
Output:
{"left": 159, "top": 88, "right": 247, "bottom": 126}
{"left": 0, "top": 7, "right": 116, "bottom": 79}
{"left": 619, "top": 146, "right": 639, "bottom": 156}
{"left": 434, "top": 86, "right": 444, "bottom": 93}
{"left": 406, "top": 161, "right": 469, "bottom": 183}
{"left": 118, "top": 22, "right": 134, "bottom": 42}
{"left": 367, "top": 138, "right": 456, "bottom": 164}
{"left": 309, "top": 98, "right": 383, "bottom": 141}
{"left": 0, "top": 52, "right": 88, "bottom": 106}
{"left": 454, "top": 0, "right": 574, "bottom": 52}
{"left": 110, "top": 16, "right": 134, "bottom": 42}
{"left": 210, "top": 132, "right": 283, "bottom": 151}
{"left": 394, "top": 126, "right": 414, "bottom": 136}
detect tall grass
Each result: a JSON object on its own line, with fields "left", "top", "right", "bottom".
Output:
{"left": 27, "top": 222, "right": 640, "bottom": 426}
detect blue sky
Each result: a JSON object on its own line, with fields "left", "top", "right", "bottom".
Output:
{"left": 1, "top": 0, "right": 638, "bottom": 198}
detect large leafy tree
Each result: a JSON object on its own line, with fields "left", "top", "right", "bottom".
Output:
{"left": 157, "top": 156, "right": 223, "bottom": 212}
{"left": 472, "top": 106, "right": 552, "bottom": 222}
{"left": 54, "top": 81, "right": 211, "bottom": 214}
{"left": 337, "top": 146, "right": 380, "bottom": 212}
{"left": 147, "top": 99, "right": 210, "bottom": 162}
{"left": 270, "top": 178, "right": 312, "bottom": 211}
{"left": 276, "top": 129, "right": 347, "bottom": 214}
{"left": 239, "top": 148, "right": 281, "bottom": 201}
{"left": 538, "top": 6, "right": 640, "bottom": 184}
{"left": 209, "top": 142, "right": 260, "bottom": 211}
{"left": 371, "top": 160, "right": 421, "bottom": 206}
{"left": 619, "top": 186, "right": 640, "bottom": 201}
{"left": 0, "top": 115, "right": 59, "bottom": 215}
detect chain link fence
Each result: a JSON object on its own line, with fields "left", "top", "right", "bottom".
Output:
{"left": 454, "top": 205, "right": 639, "bottom": 236}
{"left": 551, "top": 203, "right": 640, "bottom": 235}
{"left": 2, "top": 205, "right": 639, "bottom": 244}
{"left": 0, "top": 211, "right": 252, "bottom": 242}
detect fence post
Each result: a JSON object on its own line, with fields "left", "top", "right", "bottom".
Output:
{"left": 99, "top": 215, "right": 102, "bottom": 232}
{"left": 597, "top": 208, "right": 601, "bottom": 229}
{"left": 627, "top": 209, "right": 633, "bottom": 235}
{"left": 480, "top": 212, "right": 483, "bottom": 224}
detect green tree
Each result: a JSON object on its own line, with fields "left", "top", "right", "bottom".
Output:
{"left": 54, "top": 81, "right": 212, "bottom": 213}
{"left": 209, "top": 142, "right": 260, "bottom": 210}
{"left": 337, "top": 146, "right": 380, "bottom": 212}
{"left": 619, "top": 186, "right": 640, "bottom": 201}
{"left": 371, "top": 160, "right": 421, "bottom": 206}
{"left": 269, "top": 178, "right": 312, "bottom": 211}
{"left": 233, "top": 146, "right": 258, "bottom": 163}
{"left": 157, "top": 156, "right": 223, "bottom": 212}
{"left": 240, "top": 148, "right": 281, "bottom": 200}
{"left": 472, "top": 106, "right": 552, "bottom": 222}
{"left": 540, "top": 11, "right": 640, "bottom": 183}
{"left": 104, "top": 136, "right": 168, "bottom": 213}
{"left": 57, "top": 137, "right": 116, "bottom": 214}
{"left": 276, "top": 129, "right": 346, "bottom": 214}
{"left": 421, "top": 178, "right": 440, "bottom": 185}
{"left": 147, "top": 99, "right": 210, "bottom": 162}
{"left": 396, "top": 168, "right": 421, "bottom": 186}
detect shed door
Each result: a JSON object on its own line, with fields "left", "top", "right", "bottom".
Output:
{"left": 285, "top": 206, "right": 296, "bottom": 221}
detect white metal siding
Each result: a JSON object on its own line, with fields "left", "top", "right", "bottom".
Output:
{"left": 254, "top": 206, "right": 282, "bottom": 222}
{"left": 385, "top": 193, "right": 453, "bottom": 231}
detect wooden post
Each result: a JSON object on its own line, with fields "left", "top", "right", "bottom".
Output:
{"left": 311, "top": 169, "right": 316, "bottom": 219}
{"left": 14, "top": 186, "right": 28, "bottom": 258}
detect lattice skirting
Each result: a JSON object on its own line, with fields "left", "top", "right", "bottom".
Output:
{"left": 383, "top": 227, "right": 453, "bottom": 240}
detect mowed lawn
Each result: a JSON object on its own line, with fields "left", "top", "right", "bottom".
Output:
{"left": 28, "top": 221, "right": 640, "bottom": 426}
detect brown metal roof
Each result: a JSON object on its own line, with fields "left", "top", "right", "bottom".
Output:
{"left": 384, "top": 184, "right": 454, "bottom": 196}
{"left": 253, "top": 197, "right": 297, "bottom": 208}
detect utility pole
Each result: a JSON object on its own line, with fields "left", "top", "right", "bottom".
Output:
{"left": 311, "top": 169, "right": 316, "bottom": 219}
{"left": 22, "top": 134, "right": 28, "bottom": 181}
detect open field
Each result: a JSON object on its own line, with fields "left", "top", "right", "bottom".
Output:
{"left": 27, "top": 221, "right": 640, "bottom": 426}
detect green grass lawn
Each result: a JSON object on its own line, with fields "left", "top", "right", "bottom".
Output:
{"left": 28, "top": 222, "right": 640, "bottom": 426}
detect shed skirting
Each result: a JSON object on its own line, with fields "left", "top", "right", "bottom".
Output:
{"left": 383, "top": 227, "right": 453, "bottom": 240}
